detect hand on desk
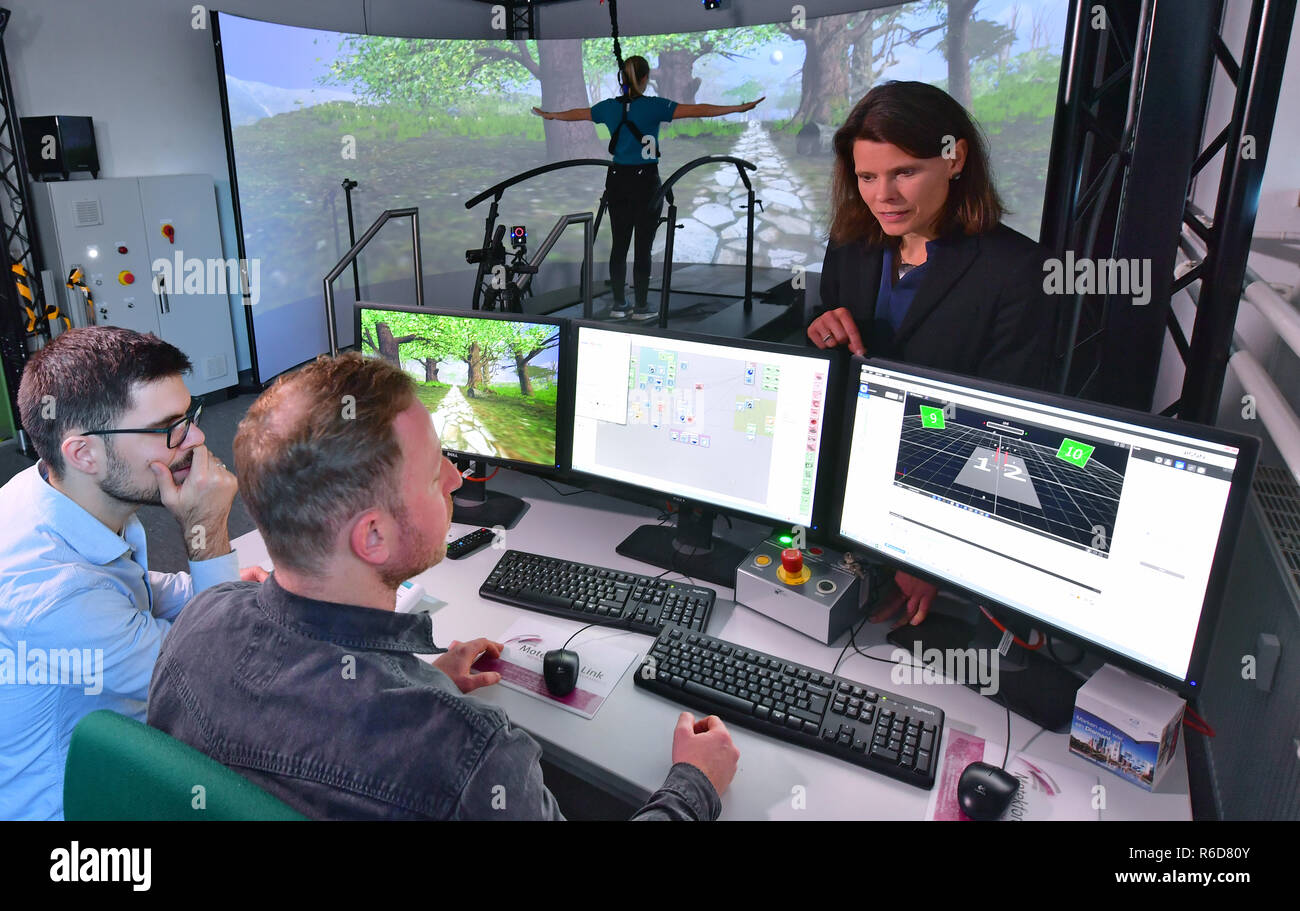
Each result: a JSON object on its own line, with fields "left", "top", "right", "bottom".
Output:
{"left": 239, "top": 565, "right": 269, "bottom": 583}
{"left": 869, "top": 571, "right": 939, "bottom": 627}
{"left": 673, "top": 712, "right": 740, "bottom": 796}
{"left": 808, "top": 307, "right": 866, "bottom": 357}
{"left": 436, "top": 638, "right": 504, "bottom": 693}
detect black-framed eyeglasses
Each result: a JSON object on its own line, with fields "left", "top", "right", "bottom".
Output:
{"left": 84, "top": 400, "right": 203, "bottom": 449}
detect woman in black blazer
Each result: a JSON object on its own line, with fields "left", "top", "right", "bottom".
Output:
{"left": 807, "top": 81, "right": 1057, "bottom": 626}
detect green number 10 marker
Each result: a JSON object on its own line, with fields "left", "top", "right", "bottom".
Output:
{"left": 1056, "top": 438, "right": 1095, "bottom": 467}
{"left": 919, "top": 405, "right": 946, "bottom": 429}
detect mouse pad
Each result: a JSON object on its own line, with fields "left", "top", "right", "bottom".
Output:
{"left": 926, "top": 729, "right": 1101, "bottom": 821}
{"left": 471, "top": 618, "right": 640, "bottom": 720}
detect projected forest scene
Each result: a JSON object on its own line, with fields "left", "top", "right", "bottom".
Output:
{"left": 360, "top": 310, "right": 560, "bottom": 465}
{"left": 223, "top": 1, "right": 1064, "bottom": 310}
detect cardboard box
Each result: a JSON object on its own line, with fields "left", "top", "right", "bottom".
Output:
{"left": 1068, "top": 663, "right": 1186, "bottom": 791}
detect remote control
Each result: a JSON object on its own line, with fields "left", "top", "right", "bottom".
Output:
{"left": 446, "top": 527, "right": 496, "bottom": 560}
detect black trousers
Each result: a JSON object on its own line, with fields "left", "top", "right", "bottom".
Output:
{"left": 605, "top": 163, "right": 662, "bottom": 310}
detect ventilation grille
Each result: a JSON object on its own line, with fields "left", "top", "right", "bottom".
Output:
{"left": 73, "top": 198, "right": 102, "bottom": 227}
{"left": 1253, "top": 465, "right": 1300, "bottom": 604}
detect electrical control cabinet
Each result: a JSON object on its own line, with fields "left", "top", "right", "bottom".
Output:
{"left": 30, "top": 175, "right": 238, "bottom": 396}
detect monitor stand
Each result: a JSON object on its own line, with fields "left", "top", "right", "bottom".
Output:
{"left": 616, "top": 503, "right": 747, "bottom": 588}
{"left": 450, "top": 459, "right": 529, "bottom": 530}
{"left": 885, "top": 608, "right": 1085, "bottom": 733}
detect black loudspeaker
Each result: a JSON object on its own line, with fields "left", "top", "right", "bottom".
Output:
{"left": 21, "top": 115, "right": 99, "bottom": 180}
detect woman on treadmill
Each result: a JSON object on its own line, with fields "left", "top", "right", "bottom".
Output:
{"left": 534, "top": 56, "right": 763, "bottom": 319}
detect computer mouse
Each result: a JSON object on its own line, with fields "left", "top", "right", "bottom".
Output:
{"left": 957, "top": 761, "right": 1021, "bottom": 820}
{"left": 542, "top": 649, "right": 580, "bottom": 696}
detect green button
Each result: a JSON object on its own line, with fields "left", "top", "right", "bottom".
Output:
{"left": 919, "top": 405, "right": 946, "bottom": 429}
{"left": 1056, "top": 438, "right": 1095, "bottom": 468}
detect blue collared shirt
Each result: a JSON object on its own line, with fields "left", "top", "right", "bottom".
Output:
{"left": 0, "top": 461, "right": 240, "bottom": 820}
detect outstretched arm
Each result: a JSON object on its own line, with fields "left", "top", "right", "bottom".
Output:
{"left": 532, "top": 106, "right": 593, "bottom": 122}
{"left": 673, "top": 97, "right": 765, "bottom": 120}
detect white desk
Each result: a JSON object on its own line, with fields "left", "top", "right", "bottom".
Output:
{"left": 231, "top": 468, "right": 1192, "bottom": 821}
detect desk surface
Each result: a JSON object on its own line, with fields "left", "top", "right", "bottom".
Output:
{"left": 230, "top": 469, "right": 1192, "bottom": 821}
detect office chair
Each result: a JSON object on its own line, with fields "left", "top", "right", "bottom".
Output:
{"left": 63, "top": 710, "right": 306, "bottom": 820}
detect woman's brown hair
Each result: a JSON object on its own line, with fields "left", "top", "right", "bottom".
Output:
{"left": 623, "top": 56, "right": 650, "bottom": 98}
{"left": 827, "top": 81, "right": 1004, "bottom": 248}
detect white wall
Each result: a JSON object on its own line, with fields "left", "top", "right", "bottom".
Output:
{"left": 5, "top": 0, "right": 262, "bottom": 371}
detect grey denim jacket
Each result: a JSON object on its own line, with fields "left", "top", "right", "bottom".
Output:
{"left": 147, "top": 574, "right": 720, "bottom": 820}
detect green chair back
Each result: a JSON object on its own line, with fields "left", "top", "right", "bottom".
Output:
{"left": 64, "top": 710, "right": 307, "bottom": 820}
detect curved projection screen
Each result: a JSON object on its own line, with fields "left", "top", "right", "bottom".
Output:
{"left": 216, "top": 2, "right": 1066, "bottom": 381}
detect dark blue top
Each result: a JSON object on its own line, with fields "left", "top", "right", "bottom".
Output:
{"left": 148, "top": 573, "right": 720, "bottom": 820}
{"left": 591, "top": 95, "right": 678, "bottom": 164}
{"left": 874, "top": 242, "right": 939, "bottom": 350}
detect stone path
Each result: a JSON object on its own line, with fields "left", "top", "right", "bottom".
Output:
{"left": 431, "top": 384, "right": 499, "bottom": 456}
{"left": 652, "top": 120, "right": 824, "bottom": 273}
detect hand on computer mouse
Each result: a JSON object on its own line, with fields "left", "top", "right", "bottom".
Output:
{"left": 869, "top": 571, "right": 938, "bottom": 627}
{"left": 672, "top": 712, "right": 740, "bottom": 796}
{"left": 434, "top": 638, "right": 504, "bottom": 693}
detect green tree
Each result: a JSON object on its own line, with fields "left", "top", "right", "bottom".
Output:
{"left": 359, "top": 309, "right": 454, "bottom": 381}
{"left": 426, "top": 317, "right": 515, "bottom": 398}
{"left": 636, "top": 27, "right": 782, "bottom": 105}
{"left": 782, "top": 9, "right": 941, "bottom": 126}
{"left": 323, "top": 36, "right": 602, "bottom": 159}
{"left": 500, "top": 324, "right": 560, "bottom": 396}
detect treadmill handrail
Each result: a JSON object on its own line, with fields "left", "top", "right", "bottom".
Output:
{"left": 464, "top": 159, "right": 613, "bottom": 209}
{"left": 651, "top": 155, "right": 757, "bottom": 211}
{"left": 322, "top": 207, "right": 423, "bottom": 356}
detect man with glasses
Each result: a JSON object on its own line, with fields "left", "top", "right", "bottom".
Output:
{"left": 0, "top": 327, "right": 261, "bottom": 819}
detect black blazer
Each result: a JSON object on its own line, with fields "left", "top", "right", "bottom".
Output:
{"left": 815, "top": 223, "right": 1057, "bottom": 391}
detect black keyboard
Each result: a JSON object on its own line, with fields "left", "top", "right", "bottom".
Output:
{"left": 635, "top": 626, "right": 945, "bottom": 789}
{"left": 479, "top": 550, "right": 715, "bottom": 635}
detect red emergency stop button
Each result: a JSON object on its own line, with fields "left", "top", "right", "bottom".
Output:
{"left": 118, "top": 271, "right": 135, "bottom": 285}
{"left": 116, "top": 245, "right": 128, "bottom": 254}
{"left": 161, "top": 224, "right": 175, "bottom": 243}
{"left": 781, "top": 548, "right": 803, "bottom": 575}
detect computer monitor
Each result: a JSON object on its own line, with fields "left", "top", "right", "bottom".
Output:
{"left": 833, "top": 358, "right": 1258, "bottom": 726}
{"left": 355, "top": 303, "right": 569, "bottom": 528}
{"left": 568, "top": 321, "right": 839, "bottom": 585}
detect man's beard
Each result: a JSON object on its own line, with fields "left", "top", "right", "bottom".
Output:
{"left": 99, "top": 439, "right": 190, "bottom": 508}
{"left": 376, "top": 500, "right": 444, "bottom": 590}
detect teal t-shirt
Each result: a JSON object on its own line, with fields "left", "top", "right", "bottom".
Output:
{"left": 591, "top": 95, "right": 678, "bottom": 164}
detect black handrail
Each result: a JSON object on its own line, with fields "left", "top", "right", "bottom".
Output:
{"left": 650, "top": 155, "right": 756, "bottom": 211}
{"left": 650, "top": 155, "right": 759, "bottom": 326}
{"left": 464, "top": 159, "right": 613, "bottom": 210}
{"left": 464, "top": 159, "right": 615, "bottom": 310}
{"left": 322, "top": 207, "right": 423, "bottom": 355}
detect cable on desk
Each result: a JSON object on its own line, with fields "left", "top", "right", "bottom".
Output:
{"left": 832, "top": 612, "right": 872, "bottom": 676}
{"left": 1018, "top": 727, "right": 1049, "bottom": 756}
{"left": 997, "top": 690, "right": 1011, "bottom": 769}
{"left": 561, "top": 617, "right": 639, "bottom": 651}
{"left": 540, "top": 478, "right": 594, "bottom": 498}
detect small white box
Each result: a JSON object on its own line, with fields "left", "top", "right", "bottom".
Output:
{"left": 1069, "top": 663, "right": 1185, "bottom": 791}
